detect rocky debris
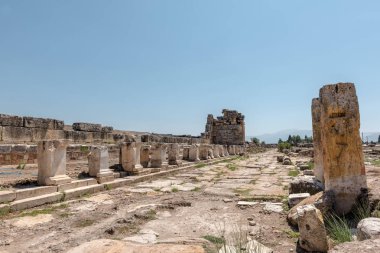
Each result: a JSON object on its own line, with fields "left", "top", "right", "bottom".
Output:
{"left": 288, "top": 193, "right": 310, "bottom": 208}
{"left": 101, "top": 126, "right": 113, "bottom": 133}
{"left": 289, "top": 176, "right": 324, "bottom": 195}
{"left": 298, "top": 164, "right": 309, "bottom": 171}
{"left": 123, "top": 229, "right": 159, "bottom": 244}
{"left": 72, "top": 122, "right": 102, "bottom": 132}
{"left": 283, "top": 156, "right": 292, "bottom": 165}
{"left": 263, "top": 203, "right": 283, "bottom": 213}
{"left": 357, "top": 218, "right": 380, "bottom": 241}
{"left": 218, "top": 240, "right": 273, "bottom": 253}
{"left": 297, "top": 205, "right": 328, "bottom": 252}
{"left": 237, "top": 201, "right": 259, "bottom": 207}
{"left": 277, "top": 155, "right": 284, "bottom": 163}
{"left": 329, "top": 239, "right": 380, "bottom": 253}
{"left": 0, "top": 114, "right": 24, "bottom": 127}
{"left": 66, "top": 239, "right": 206, "bottom": 253}
{"left": 288, "top": 191, "right": 334, "bottom": 226}
{"left": 303, "top": 170, "right": 313, "bottom": 176}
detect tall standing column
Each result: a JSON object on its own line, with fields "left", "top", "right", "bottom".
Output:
{"left": 37, "top": 140, "right": 71, "bottom": 186}
{"left": 318, "top": 83, "right": 367, "bottom": 214}
{"left": 88, "top": 146, "right": 114, "bottom": 183}
{"left": 312, "top": 98, "right": 324, "bottom": 183}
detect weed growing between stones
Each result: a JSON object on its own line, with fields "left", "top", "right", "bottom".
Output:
{"left": 324, "top": 213, "right": 352, "bottom": 243}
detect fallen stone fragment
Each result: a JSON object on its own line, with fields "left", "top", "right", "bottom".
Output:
{"left": 329, "top": 239, "right": 380, "bottom": 253}
{"left": 218, "top": 240, "right": 273, "bottom": 253}
{"left": 237, "top": 201, "right": 259, "bottom": 207}
{"left": 288, "top": 193, "right": 310, "bottom": 208}
{"left": 287, "top": 191, "right": 334, "bottom": 226}
{"left": 357, "top": 218, "right": 380, "bottom": 241}
{"left": 297, "top": 205, "right": 328, "bottom": 252}
{"left": 289, "top": 176, "right": 324, "bottom": 195}
{"left": 263, "top": 203, "right": 283, "bottom": 213}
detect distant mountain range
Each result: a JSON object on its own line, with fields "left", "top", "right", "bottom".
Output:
{"left": 248, "top": 129, "right": 380, "bottom": 144}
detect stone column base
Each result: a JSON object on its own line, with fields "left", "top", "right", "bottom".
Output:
{"left": 96, "top": 171, "right": 115, "bottom": 184}
{"left": 45, "top": 175, "right": 72, "bottom": 186}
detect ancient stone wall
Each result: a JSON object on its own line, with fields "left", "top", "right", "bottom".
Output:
{"left": 203, "top": 109, "right": 245, "bottom": 145}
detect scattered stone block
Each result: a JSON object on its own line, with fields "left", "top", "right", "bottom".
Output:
{"left": 297, "top": 205, "right": 328, "bottom": 252}
{"left": 303, "top": 170, "right": 313, "bottom": 176}
{"left": 288, "top": 191, "right": 335, "bottom": 226}
{"left": 288, "top": 193, "right": 311, "bottom": 207}
{"left": 289, "top": 176, "right": 324, "bottom": 195}
{"left": 23, "top": 117, "right": 63, "bottom": 129}
{"left": 283, "top": 156, "right": 292, "bottom": 165}
{"left": 357, "top": 218, "right": 380, "bottom": 241}
{"left": 277, "top": 155, "right": 284, "bottom": 163}
{"left": 37, "top": 140, "right": 72, "bottom": 186}
{"left": 72, "top": 122, "right": 102, "bottom": 132}
{"left": 0, "top": 191, "right": 16, "bottom": 204}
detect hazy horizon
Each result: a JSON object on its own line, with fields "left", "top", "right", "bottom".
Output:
{"left": 1, "top": 1, "right": 379, "bottom": 136}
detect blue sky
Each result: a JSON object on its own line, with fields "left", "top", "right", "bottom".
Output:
{"left": 1, "top": 0, "right": 379, "bottom": 136}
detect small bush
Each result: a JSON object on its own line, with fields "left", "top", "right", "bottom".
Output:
{"left": 227, "top": 164, "right": 237, "bottom": 171}
{"left": 278, "top": 142, "right": 291, "bottom": 152}
{"left": 171, "top": 187, "right": 179, "bottom": 192}
{"left": 195, "top": 163, "right": 206, "bottom": 168}
{"left": 288, "top": 169, "right": 299, "bottom": 177}
{"left": 16, "top": 163, "right": 26, "bottom": 170}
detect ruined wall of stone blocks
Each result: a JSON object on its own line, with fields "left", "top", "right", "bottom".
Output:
{"left": 203, "top": 109, "right": 245, "bottom": 145}
{"left": 0, "top": 144, "right": 120, "bottom": 165}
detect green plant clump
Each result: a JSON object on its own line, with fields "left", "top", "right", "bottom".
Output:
{"left": 325, "top": 214, "right": 352, "bottom": 243}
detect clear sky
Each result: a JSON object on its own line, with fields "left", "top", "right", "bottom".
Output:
{"left": 1, "top": 0, "right": 379, "bottom": 136}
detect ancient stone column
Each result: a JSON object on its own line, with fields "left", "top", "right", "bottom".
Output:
{"left": 37, "top": 140, "right": 72, "bottom": 186}
{"left": 318, "top": 83, "right": 367, "bottom": 214}
{"left": 120, "top": 142, "right": 143, "bottom": 174}
{"left": 140, "top": 145, "right": 151, "bottom": 168}
{"left": 312, "top": 98, "right": 324, "bottom": 184}
{"left": 189, "top": 144, "right": 200, "bottom": 162}
{"left": 228, "top": 145, "right": 235, "bottom": 155}
{"left": 182, "top": 145, "right": 190, "bottom": 161}
{"left": 168, "top": 143, "right": 181, "bottom": 166}
{"left": 150, "top": 143, "right": 168, "bottom": 169}
{"left": 224, "top": 145, "right": 229, "bottom": 156}
{"left": 199, "top": 144, "right": 211, "bottom": 160}
{"left": 88, "top": 146, "right": 114, "bottom": 183}
{"left": 219, "top": 145, "right": 225, "bottom": 157}
{"left": 213, "top": 145, "right": 220, "bottom": 158}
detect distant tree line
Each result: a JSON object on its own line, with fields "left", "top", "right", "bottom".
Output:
{"left": 277, "top": 135, "right": 313, "bottom": 152}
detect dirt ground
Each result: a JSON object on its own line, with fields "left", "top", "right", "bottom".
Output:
{"left": 0, "top": 149, "right": 378, "bottom": 252}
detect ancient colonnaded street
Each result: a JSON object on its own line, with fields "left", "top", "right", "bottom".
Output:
{"left": 0, "top": 149, "right": 311, "bottom": 253}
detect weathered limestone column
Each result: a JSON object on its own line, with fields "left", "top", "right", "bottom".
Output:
{"left": 319, "top": 83, "right": 367, "bottom": 214}
{"left": 199, "top": 144, "right": 211, "bottom": 160}
{"left": 168, "top": 143, "right": 181, "bottom": 166}
{"left": 88, "top": 146, "right": 114, "bottom": 183}
{"left": 151, "top": 143, "right": 168, "bottom": 169}
{"left": 213, "top": 145, "right": 220, "bottom": 158}
{"left": 140, "top": 145, "right": 151, "bottom": 168}
{"left": 228, "top": 145, "right": 236, "bottom": 155}
{"left": 37, "top": 140, "right": 71, "bottom": 186}
{"left": 312, "top": 98, "right": 324, "bottom": 183}
{"left": 219, "top": 145, "right": 225, "bottom": 157}
{"left": 120, "top": 142, "right": 143, "bottom": 174}
{"left": 224, "top": 145, "right": 229, "bottom": 156}
{"left": 189, "top": 144, "right": 200, "bottom": 162}
{"left": 182, "top": 145, "right": 190, "bottom": 161}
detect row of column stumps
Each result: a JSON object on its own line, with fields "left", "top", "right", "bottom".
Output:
{"left": 37, "top": 140, "right": 245, "bottom": 186}
{"left": 311, "top": 82, "right": 367, "bottom": 214}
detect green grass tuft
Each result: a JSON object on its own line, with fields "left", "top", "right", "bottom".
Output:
{"left": 203, "top": 235, "right": 226, "bottom": 245}
{"left": 227, "top": 164, "right": 237, "bottom": 171}
{"left": 325, "top": 213, "right": 352, "bottom": 243}
{"left": 288, "top": 169, "right": 299, "bottom": 177}
{"left": 195, "top": 163, "right": 206, "bottom": 168}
